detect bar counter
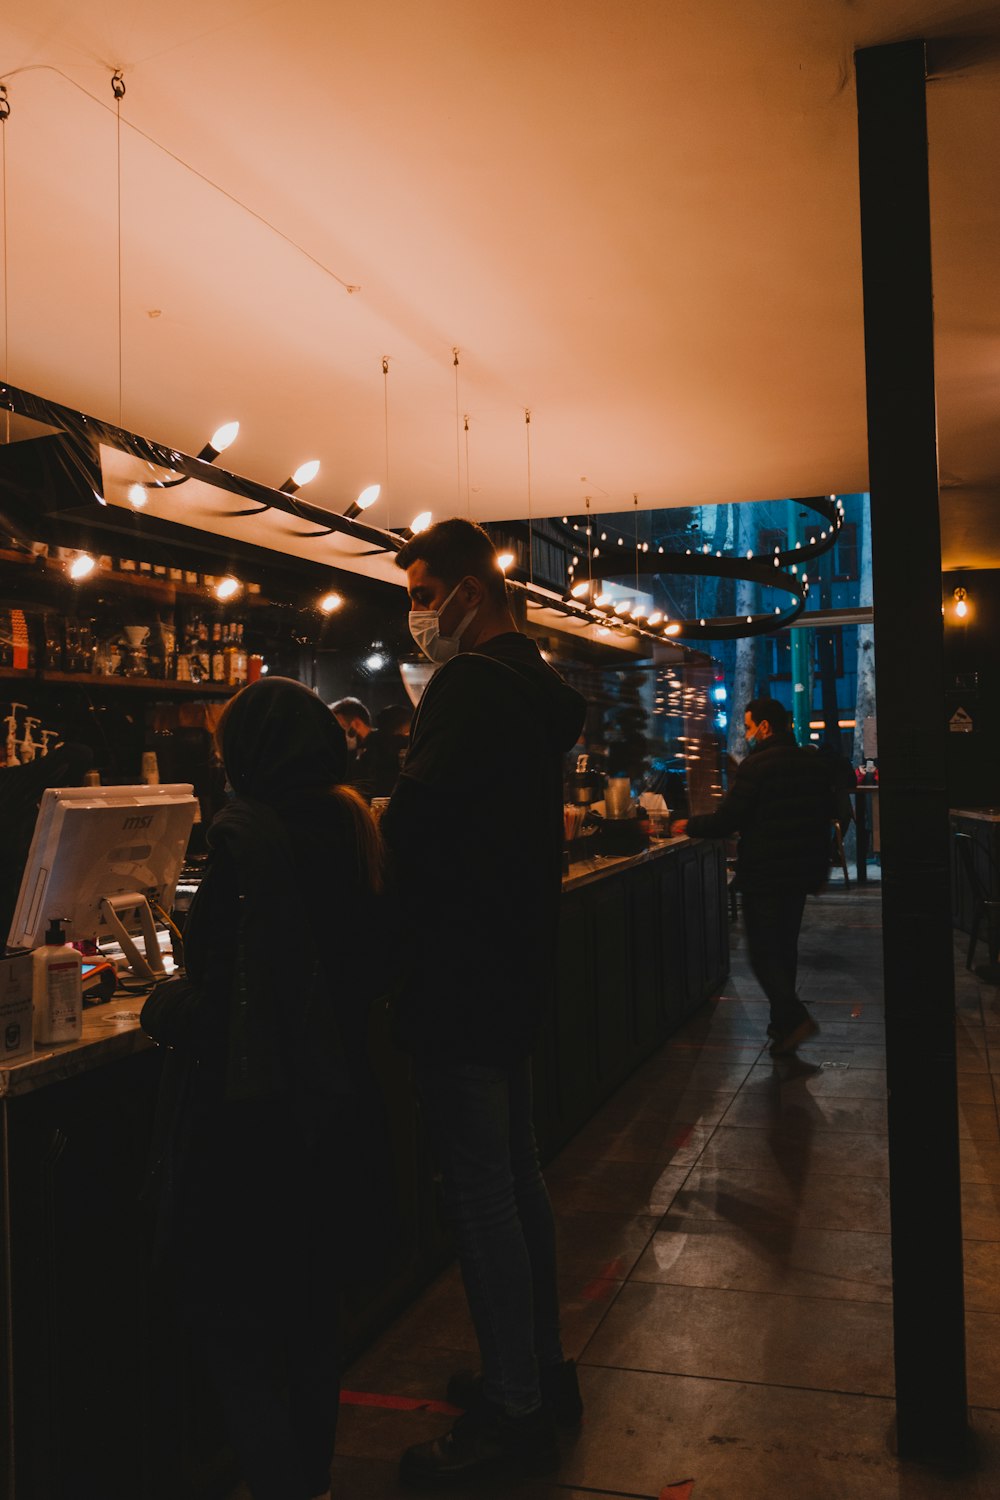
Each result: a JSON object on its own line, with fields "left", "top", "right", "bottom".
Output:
{"left": 1, "top": 833, "right": 728, "bottom": 1500}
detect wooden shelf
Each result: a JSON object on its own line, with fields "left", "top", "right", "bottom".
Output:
{"left": 0, "top": 547, "right": 267, "bottom": 607}
{"left": 0, "top": 665, "right": 238, "bottom": 695}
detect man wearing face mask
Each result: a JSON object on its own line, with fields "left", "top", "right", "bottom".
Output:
{"left": 328, "top": 697, "right": 372, "bottom": 773}
{"left": 673, "top": 697, "right": 835, "bottom": 1057}
{"left": 381, "top": 518, "right": 587, "bottom": 1487}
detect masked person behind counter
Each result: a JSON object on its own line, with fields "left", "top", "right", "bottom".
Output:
{"left": 381, "top": 518, "right": 587, "bottom": 1487}
{"left": 141, "top": 677, "right": 384, "bottom": 1500}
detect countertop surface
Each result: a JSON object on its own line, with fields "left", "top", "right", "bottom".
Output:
{"left": 563, "top": 835, "right": 691, "bottom": 892}
{"left": 3, "top": 835, "right": 695, "bottom": 1097}
{"left": 0, "top": 995, "right": 154, "bottom": 1099}
{"left": 951, "top": 808, "right": 1000, "bottom": 824}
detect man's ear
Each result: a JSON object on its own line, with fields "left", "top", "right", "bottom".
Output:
{"left": 462, "top": 574, "right": 485, "bottom": 605}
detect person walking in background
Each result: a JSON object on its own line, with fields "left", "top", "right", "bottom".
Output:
{"left": 141, "top": 677, "right": 385, "bottom": 1500}
{"left": 381, "top": 518, "right": 587, "bottom": 1487}
{"left": 673, "top": 696, "right": 834, "bottom": 1057}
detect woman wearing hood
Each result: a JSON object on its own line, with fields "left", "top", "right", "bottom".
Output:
{"left": 141, "top": 676, "right": 383, "bottom": 1500}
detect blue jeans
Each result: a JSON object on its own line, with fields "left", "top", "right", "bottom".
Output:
{"left": 414, "top": 1057, "right": 564, "bottom": 1417}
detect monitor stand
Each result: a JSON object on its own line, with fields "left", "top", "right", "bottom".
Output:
{"left": 98, "top": 893, "right": 166, "bottom": 981}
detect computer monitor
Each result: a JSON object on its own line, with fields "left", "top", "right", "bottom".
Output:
{"left": 7, "top": 784, "right": 198, "bottom": 978}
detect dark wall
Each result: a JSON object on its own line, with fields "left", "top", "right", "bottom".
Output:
{"left": 943, "top": 568, "right": 1000, "bottom": 810}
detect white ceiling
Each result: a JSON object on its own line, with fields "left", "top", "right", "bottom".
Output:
{"left": 2, "top": 1, "right": 999, "bottom": 564}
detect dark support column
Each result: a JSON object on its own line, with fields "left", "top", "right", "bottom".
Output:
{"left": 855, "top": 41, "right": 970, "bottom": 1467}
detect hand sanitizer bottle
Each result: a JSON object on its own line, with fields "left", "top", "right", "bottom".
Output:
{"left": 33, "top": 918, "right": 83, "bottom": 1045}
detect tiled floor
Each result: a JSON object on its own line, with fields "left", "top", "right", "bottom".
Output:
{"left": 271, "top": 880, "right": 1000, "bottom": 1497}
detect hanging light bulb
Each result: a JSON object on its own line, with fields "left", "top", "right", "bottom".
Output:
{"left": 496, "top": 553, "right": 515, "bottom": 572}
{"left": 615, "top": 600, "right": 634, "bottom": 616}
{"left": 280, "top": 460, "right": 321, "bottom": 495}
{"left": 128, "top": 483, "right": 148, "bottom": 508}
{"left": 198, "top": 421, "right": 240, "bottom": 462}
{"left": 343, "top": 483, "right": 381, "bottom": 519}
{"left": 647, "top": 611, "right": 663, "bottom": 627}
{"left": 410, "top": 511, "right": 432, "bottom": 535}
{"left": 954, "top": 586, "right": 969, "bottom": 619}
{"left": 214, "top": 576, "right": 242, "bottom": 601}
{"left": 570, "top": 580, "right": 591, "bottom": 599}
{"left": 319, "top": 591, "right": 343, "bottom": 614}
{"left": 69, "top": 553, "right": 96, "bottom": 581}
{"left": 665, "top": 623, "right": 682, "bottom": 636}
{"left": 595, "top": 593, "right": 612, "bottom": 607}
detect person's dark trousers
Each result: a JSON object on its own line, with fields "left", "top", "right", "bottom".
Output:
{"left": 739, "top": 887, "right": 810, "bottom": 1036}
{"left": 413, "top": 1055, "right": 564, "bottom": 1416}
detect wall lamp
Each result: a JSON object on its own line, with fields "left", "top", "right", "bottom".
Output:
{"left": 396, "top": 511, "right": 433, "bottom": 541}
{"left": 280, "top": 460, "right": 321, "bottom": 496}
{"left": 953, "top": 586, "right": 970, "bottom": 620}
{"left": 319, "top": 591, "right": 343, "bottom": 614}
{"left": 232, "top": 456, "right": 321, "bottom": 518}
{"left": 129, "top": 420, "right": 241, "bottom": 505}
{"left": 343, "top": 483, "right": 381, "bottom": 520}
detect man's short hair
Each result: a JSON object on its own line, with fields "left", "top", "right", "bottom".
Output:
{"left": 376, "top": 703, "right": 413, "bottom": 736}
{"left": 329, "top": 696, "right": 372, "bottom": 727}
{"left": 394, "top": 517, "right": 508, "bottom": 607}
{"left": 745, "top": 696, "right": 789, "bottom": 733}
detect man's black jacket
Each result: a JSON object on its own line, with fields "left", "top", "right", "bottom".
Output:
{"left": 685, "top": 732, "right": 835, "bottom": 895}
{"left": 381, "top": 633, "right": 586, "bottom": 1065}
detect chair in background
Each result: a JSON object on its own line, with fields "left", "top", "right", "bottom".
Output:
{"left": 954, "top": 830, "right": 1000, "bottom": 973}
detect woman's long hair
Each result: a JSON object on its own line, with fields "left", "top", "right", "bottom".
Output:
{"left": 215, "top": 677, "right": 383, "bottom": 895}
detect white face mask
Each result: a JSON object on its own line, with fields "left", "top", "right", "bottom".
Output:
{"left": 409, "top": 579, "right": 479, "bottom": 663}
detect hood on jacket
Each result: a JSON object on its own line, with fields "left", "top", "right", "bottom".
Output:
{"left": 220, "top": 675, "right": 347, "bottom": 804}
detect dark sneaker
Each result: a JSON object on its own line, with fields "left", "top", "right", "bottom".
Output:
{"left": 446, "top": 1359, "right": 583, "bottom": 1431}
{"left": 769, "top": 1016, "right": 820, "bottom": 1057}
{"left": 399, "top": 1401, "right": 557, "bottom": 1488}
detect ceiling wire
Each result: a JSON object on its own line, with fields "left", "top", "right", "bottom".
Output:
{"left": 634, "top": 492, "right": 640, "bottom": 595}
{"left": 464, "top": 414, "right": 471, "bottom": 516}
{"left": 524, "top": 408, "right": 534, "bottom": 585}
{"left": 453, "top": 348, "right": 462, "bottom": 510}
{"left": 0, "top": 65, "right": 360, "bottom": 295}
{"left": 382, "top": 356, "right": 391, "bottom": 532}
{"left": 113, "top": 70, "right": 125, "bottom": 428}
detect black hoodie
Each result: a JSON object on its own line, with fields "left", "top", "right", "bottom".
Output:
{"left": 382, "top": 632, "right": 586, "bottom": 1064}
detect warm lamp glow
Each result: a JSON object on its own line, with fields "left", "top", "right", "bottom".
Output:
{"left": 319, "top": 591, "right": 343, "bottom": 614}
{"left": 356, "top": 483, "right": 380, "bottom": 510}
{"left": 665, "top": 623, "right": 682, "bottom": 636}
{"left": 496, "top": 552, "right": 515, "bottom": 572}
{"left": 294, "top": 460, "right": 320, "bottom": 487}
{"left": 570, "top": 581, "right": 590, "bottom": 599}
{"left": 954, "top": 586, "right": 970, "bottom": 619}
{"left": 211, "top": 421, "right": 239, "bottom": 454}
{"left": 647, "top": 611, "right": 663, "bottom": 626}
{"left": 69, "top": 554, "right": 96, "bottom": 581}
{"left": 128, "top": 483, "right": 148, "bottom": 508}
{"left": 197, "top": 420, "right": 240, "bottom": 462}
{"left": 410, "top": 511, "right": 432, "bottom": 535}
{"left": 215, "top": 576, "right": 242, "bottom": 601}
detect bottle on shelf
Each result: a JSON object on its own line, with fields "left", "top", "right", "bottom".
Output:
{"left": 210, "top": 620, "right": 226, "bottom": 683}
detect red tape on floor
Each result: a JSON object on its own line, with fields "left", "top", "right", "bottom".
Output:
{"left": 339, "top": 1389, "right": 460, "bottom": 1415}
{"left": 660, "top": 1482, "right": 695, "bottom": 1500}
{"left": 581, "top": 1255, "right": 627, "bottom": 1300}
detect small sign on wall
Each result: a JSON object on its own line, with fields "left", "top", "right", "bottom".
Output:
{"left": 949, "top": 707, "right": 974, "bottom": 734}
